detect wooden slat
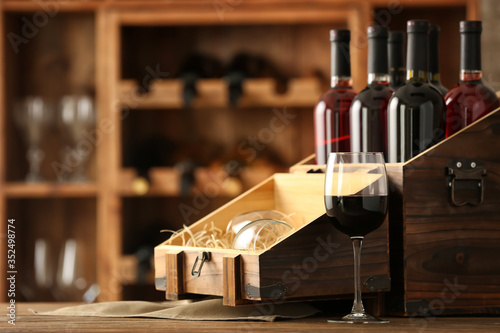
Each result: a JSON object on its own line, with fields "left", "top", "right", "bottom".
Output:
{"left": 0, "top": 3, "right": 6, "bottom": 302}
{"left": 118, "top": 78, "right": 322, "bottom": 110}
{"left": 2, "top": 0, "right": 102, "bottom": 11}
{"left": 165, "top": 251, "right": 184, "bottom": 300}
{"left": 4, "top": 182, "right": 97, "bottom": 198}
{"left": 223, "top": 254, "right": 242, "bottom": 306}
{"left": 96, "top": 8, "right": 123, "bottom": 302}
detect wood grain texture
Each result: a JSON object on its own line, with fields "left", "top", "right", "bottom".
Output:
{"left": 165, "top": 251, "right": 184, "bottom": 300}
{"left": 13, "top": 302, "right": 500, "bottom": 333}
{"left": 222, "top": 254, "right": 242, "bottom": 306}
{"left": 259, "top": 214, "right": 389, "bottom": 301}
{"left": 387, "top": 108, "right": 500, "bottom": 315}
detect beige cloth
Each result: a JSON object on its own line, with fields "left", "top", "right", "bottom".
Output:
{"left": 32, "top": 298, "right": 321, "bottom": 322}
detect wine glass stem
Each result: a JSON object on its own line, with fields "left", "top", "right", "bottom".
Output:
{"left": 351, "top": 236, "right": 366, "bottom": 315}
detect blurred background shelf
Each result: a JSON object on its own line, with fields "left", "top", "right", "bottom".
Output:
{"left": 4, "top": 182, "right": 98, "bottom": 198}
{"left": 118, "top": 77, "right": 323, "bottom": 109}
{"left": 0, "top": 0, "right": 483, "bottom": 303}
{"left": 118, "top": 166, "right": 278, "bottom": 197}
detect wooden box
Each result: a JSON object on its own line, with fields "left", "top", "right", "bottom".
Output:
{"left": 383, "top": 108, "right": 500, "bottom": 316}
{"left": 154, "top": 173, "right": 390, "bottom": 306}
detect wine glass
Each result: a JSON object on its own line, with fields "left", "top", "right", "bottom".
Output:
{"left": 324, "top": 152, "right": 389, "bottom": 324}
{"left": 58, "top": 95, "right": 96, "bottom": 182}
{"left": 13, "top": 96, "right": 53, "bottom": 182}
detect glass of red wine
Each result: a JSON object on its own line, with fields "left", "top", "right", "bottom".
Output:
{"left": 324, "top": 152, "right": 389, "bottom": 324}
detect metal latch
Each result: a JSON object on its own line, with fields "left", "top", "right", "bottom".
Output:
{"left": 245, "top": 283, "right": 288, "bottom": 299}
{"left": 364, "top": 276, "right": 391, "bottom": 291}
{"left": 446, "top": 159, "right": 487, "bottom": 206}
{"left": 191, "top": 251, "right": 211, "bottom": 277}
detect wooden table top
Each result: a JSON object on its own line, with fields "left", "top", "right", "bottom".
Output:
{"left": 3, "top": 302, "right": 500, "bottom": 332}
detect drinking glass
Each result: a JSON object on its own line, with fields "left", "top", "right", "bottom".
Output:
{"left": 58, "top": 95, "right": 96, "bottom": 182}
{"left": 324, "top": 152, "right": 389, "bottom": 324}
{"left": 13, "top": 96, "right": 52, "bottom": 182}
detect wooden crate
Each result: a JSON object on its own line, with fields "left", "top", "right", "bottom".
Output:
{"left": 383, "top": 107, "right": 500, "bottom": 316}
{"left": 154, "top": 173, "right": 390, "bottom": 306}
{"left": 290, "top": 108, "right": 500, "bottom": 316}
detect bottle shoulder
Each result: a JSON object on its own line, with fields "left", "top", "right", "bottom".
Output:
{"left": 354, "top": 83, "right": 393, "bottom": 101}
{"left": 390, "top": 81, "right": 445, "bottom": 106}
{"left": 429, "top": 81, "right": 448, "bottom": 96}
{"left": 319, "top": 87, "right": 357, "bottom": 101}
{"left": 445, "top": 81, "right": 499, "bottom": 102}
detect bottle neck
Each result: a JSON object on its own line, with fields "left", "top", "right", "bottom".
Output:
{"left": 407, "top": 31, "right": 428, "bottom": 82}
{"left": 368, "top": 37, "right": 388, "bottom": 78}
{"left": 428, "top": 29, "right": 440, "bottom": 79}
{"left": 460, "top": 32, "right": 481, "bottom": 72}
{"left": 460, "top": 70, "right": 482, "bottom": 82}
{"left": 430, "top": 72, "right": 442, "bottom": 83}
{"left": 368, "top": 73, "right": 390, "bottom": 85}
{"left": 331, "top": 76, "right": 353, "bottom": 88}
{"left": 407, "top": 70, "right": 427, "bottom": 82}
{"left": 330, "top": 40, "right": 351, "bottom": 82}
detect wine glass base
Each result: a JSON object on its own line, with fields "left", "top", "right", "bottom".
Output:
{"left": 328, "top": 313, "right": 390, "bottom": 324}
{"left": 26, "top": 174, "right": 44, "bottom": 183}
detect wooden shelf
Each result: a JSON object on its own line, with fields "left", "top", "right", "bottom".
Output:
{"left": 118, "top": 78, "right": 322, "bottom": 110}
{"left": 4, "top": 182, "right": 98, "bottom": 198}
{"left": 119, "top": 167, "right": 181, "bottom": 197}
{"left": 119, "top": 165, "right": 278, "bottom": 198}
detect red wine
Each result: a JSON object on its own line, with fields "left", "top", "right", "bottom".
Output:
{"left": 445, "top": 21, "right": 499, "bottom": 137}
{"left": 350, "top": 26, "right": 393, "bottom": 158}
{"left": 387, "top": 20, "right": 446, "bottom": 163}
{"left": 429, "top": 25, "right": 448, "bottom": 95}
{"left": 314, "top": 29, "right": 357, "bottom": 164}
{"left": 325, "top": 195, "right": 388, "bottom": 237}
{"left": 315, "top": 88, "right": 356, "bottom": 163}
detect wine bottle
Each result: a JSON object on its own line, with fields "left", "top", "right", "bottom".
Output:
{"left": 388, "top": 31, "right": 405, "bottom": 89}
{"left": 224, "top": 53, "right": 288, "bottom": 106}
{"left": 429, "top": 25, "right": 448, "bottom": 95}
{"left": 350, "top": 26, "right": 393, "bottom": 158}
{"left": 178, "top": 54, "right": 223, "bottom": 107}
{"left": 126, "top": 135, "right": 177, "bottom": 195}
{"left": 445, "top": 21, "right": 499, "bottom": 137}
{"left": 387, "top": 20, "right": 446, "bottom": 163}
{"left": 314, "top": 29, "right": 357, "bottom": 165}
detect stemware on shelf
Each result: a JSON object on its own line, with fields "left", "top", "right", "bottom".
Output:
{"left": 58, "top": 95, "right": 96, "bottom": 182}
{"left": 13, "top": 96, "right": 53, "bottom": 182}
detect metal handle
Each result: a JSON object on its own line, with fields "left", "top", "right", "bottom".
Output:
{"left": 446, "top": 159, "right": 487, "bottom": 206}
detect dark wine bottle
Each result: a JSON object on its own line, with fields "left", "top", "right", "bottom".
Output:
{"left": 387, "top": 20, "right": 446, "bottom": 163}
{"left": 445, "top": 21, "right": 499, "bottom": 137}
{"left": 429, "top": 25, "right": 448, "bottom": 95}
{"left": 350, "top": 26, "right": 393, "bottom": 158}
{"left": 224, "top": 53, "right": 288, "bottom": 106}
{"left": 178, "top": 54, "right": 223, "bottom": 107}
{"left": 125, "top": 135, "right": 177, "bottom": 195}
{"left": 314, "top": 29, "right": 357, "bottom": 165}
{"left": 388, "top": 31, "right": 405, "bottom": 90}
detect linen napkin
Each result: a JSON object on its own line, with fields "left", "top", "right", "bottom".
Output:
{"left": 32, "top": 298, "right": 321, "bottom": 322}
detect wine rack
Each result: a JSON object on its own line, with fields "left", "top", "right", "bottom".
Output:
{"left": 0, "top": 0, "right": 479, "bottom": 302}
